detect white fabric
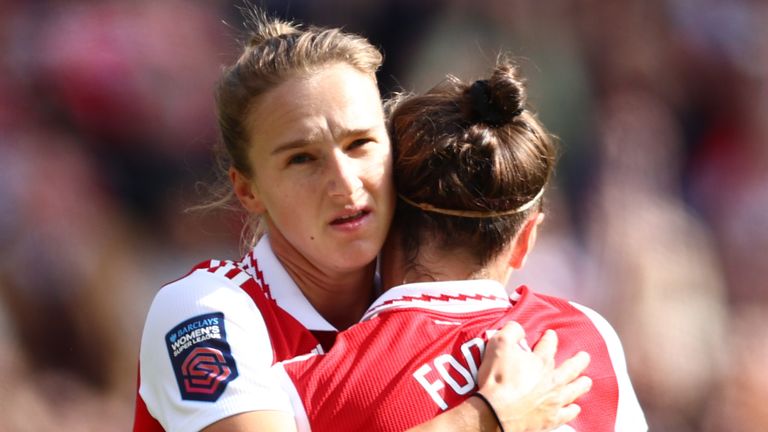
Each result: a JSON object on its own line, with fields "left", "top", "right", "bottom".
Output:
{"left": 570, "top": 302, "right": 648, "bottom": 432}
{"left": 139, "top": 236, "right": 325, "bottom": 432}
{"left": 362, "top": 279, "right": 511, "bottom": 320}
{"left": 243, "top": 237, "right": 336, "bottom": 331}
{"left": 272, "top": 362, "right": 313, "bottom": 432}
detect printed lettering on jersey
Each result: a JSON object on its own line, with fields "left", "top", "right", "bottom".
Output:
{"left": 165, "top": 312, "right": 239, "bottom": 402}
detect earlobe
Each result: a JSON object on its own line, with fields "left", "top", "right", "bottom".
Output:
{"left": 229, "top": 168, "right": 265, "bottom": 214}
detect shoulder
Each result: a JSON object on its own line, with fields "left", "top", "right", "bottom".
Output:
{"left": 528, "top": 291, "right": 627, "bottom": 366}
{"left": 563, "top": 301, "right": 649, "bottom": 431}
{"left": 151, "top": 260, "right": 258, "bottom": 314}
{"left": 138, "top": 260, "right": 292, "bottom": 432}
{"left": 141, "top": 259, "right": 275, "bottom": 367}
{"left": 143, "top": 261, "right": 266, "bottom": 346}
{"left": 524, "top": 289, "right": 619, "bottom": 338}
{"left": 564, "top": 301, "right": 627, "bottom": 361}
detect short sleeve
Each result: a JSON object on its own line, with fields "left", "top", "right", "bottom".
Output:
{"left": 271, "top": 361, "right": 314, "bottom": 432}
{"left": 139, "top": 270, "right": 294, "bottom": 432}
{"left": 570, "top": 302, "right": 648, "bottom": 432}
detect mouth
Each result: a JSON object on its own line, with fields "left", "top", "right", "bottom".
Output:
{"left": 330, "top": 209, "right": 371, "bottom": 226}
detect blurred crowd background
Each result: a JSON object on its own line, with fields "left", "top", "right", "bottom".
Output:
{"left": 1, "top": 0, "right": 766, "bottom": 430}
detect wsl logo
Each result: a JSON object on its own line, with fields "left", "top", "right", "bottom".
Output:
{"left": 165, "top": 312, "right": 239, "bottom": 401}
{"left": 181, "top": 347, "right": 235, "bottom": 396}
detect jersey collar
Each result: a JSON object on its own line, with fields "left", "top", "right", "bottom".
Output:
{"left": 242, "top": 236, "right": 337, "bottom": 332}
{"left": 361, "top": 279, "right": 516, "bottom": 322}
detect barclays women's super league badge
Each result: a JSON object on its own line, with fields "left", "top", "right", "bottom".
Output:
{"left": 165, "top": 312, "right": 239, "bottom": 402}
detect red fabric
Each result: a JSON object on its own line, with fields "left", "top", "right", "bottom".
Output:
{"left": 133, "top": 365, "right": 165, "bottom": 432}
{"left": 237, "top": 276, "right": 323, "bottom": 361}
{"left": 132, "top": 258, "right": 324, "bottom": 431}
{"left": 284, "top": 286, "right": 619, "bottom": 431}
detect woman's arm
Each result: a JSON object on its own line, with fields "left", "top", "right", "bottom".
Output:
{"left": 404, "top": 396, "right": 501, "bottom": 432}
{"left": 203, "top": 411, "right": 297, "bottom": 432}
{"left": 407, "top": 322, "right": 592, "bottom": 432}
{"left": 137, "top": 269, "right": 295, "bottom": 432}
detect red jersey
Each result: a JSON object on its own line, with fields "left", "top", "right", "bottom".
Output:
{"left": 276, "top": 280, "right": 647, "bottom": 431}
{"left": 134, "top": 236, "right": 339, "bottom": 432}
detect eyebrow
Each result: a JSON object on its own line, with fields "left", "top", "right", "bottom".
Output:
{"left": 270, "top": 139, "right": 315, "bottom": 156}
{"left": 269, "top": 127, "right": 376, "bottom": 156}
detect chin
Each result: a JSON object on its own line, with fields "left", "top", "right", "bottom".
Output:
{"left": 333, "top": 244, "right": 379, "bottom": 271}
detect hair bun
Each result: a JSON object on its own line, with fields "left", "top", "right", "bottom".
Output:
{"left": 467, "top": 65, "right": 526, "bottom": 126}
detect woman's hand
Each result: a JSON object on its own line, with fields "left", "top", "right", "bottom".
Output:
{"left": 476, "top": 322, "right": 592, "bottom": 432}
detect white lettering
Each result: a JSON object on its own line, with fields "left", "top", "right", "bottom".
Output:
{"left": 170, "top": 325, "right": 221, "bottom": 355}
{"left": 434, "top": 354, "right": 474, "bottom": 395}
{"left": 460, "top": 338, "right": 484, "bottom": 378}
{"left": 413, "top": 364, "right": 448, "bottom": 410}
{"left": 414, "top": 336, "right": 492, "bottom": 410}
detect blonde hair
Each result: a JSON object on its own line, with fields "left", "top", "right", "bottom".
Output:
{"left": 201, "top": 8, "right": 383, "bottom": 250}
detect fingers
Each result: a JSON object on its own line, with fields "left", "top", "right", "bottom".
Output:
{"left": 491, "top": 321, "right": 525, "bottom": 349}
{"left": 478, "top": 326, "right": 594, "bottom": 431}
{"left": 476, "top": 324, "right": 594, "bottom": 431}
{"left": 555, "top": 404, "right": 582, "bottom": 426}
{"left": 532, "top": 329, "right": 558, "bottom": 367}
{"left": 478, "top": 322, "right": 526, "bottom": 386}
{"left": 553, "top": 351, "right": 591, "bottom": 385}
{"left": 552, "top": 375, "right": 593, "bottom": 413}
{"left": 561, "top": 376, "right": 593, "bottom": 405}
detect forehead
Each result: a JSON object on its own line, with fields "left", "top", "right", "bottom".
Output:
{"left": 246, "top": 64, "right": 385, "bottom": 150}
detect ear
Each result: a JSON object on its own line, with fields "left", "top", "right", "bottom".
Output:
{"left": 508, "top": 212, "right": 545, "bottom": 270}
{"left": 229, "top": 167, "right": 266, "bottom": 214}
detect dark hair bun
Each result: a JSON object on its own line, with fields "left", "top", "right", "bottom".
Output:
{"left": 466, "top": 65, "right": 526, "bottom": 126}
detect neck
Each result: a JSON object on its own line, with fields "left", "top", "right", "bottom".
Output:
{"left": 267, "top": 228, "right": 376, "bottom": 330}
{"left": 381, "top": 231, "right": 510, "bottom": 289}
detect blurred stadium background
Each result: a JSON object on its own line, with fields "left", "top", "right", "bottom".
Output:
{"left": 1, "top": 0, "right": 766, "bottom": 430}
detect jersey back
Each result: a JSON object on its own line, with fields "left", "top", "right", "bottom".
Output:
{"left": 282, "top": 287, "right": 624, "bottom": 431}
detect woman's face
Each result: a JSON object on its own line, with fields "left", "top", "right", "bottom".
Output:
{"left": 242, "top": 63, "right": 394, "bottom": 273}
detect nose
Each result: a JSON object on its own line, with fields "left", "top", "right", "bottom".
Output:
{"left": 327, "top": 150, "right": 363, "bottom": 198}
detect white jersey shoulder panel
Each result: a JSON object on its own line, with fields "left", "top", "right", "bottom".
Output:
{"left": 570, "top": 302, "right": 648, "bottom": 432}
{"left": 139, "top": 267, "right": 292, "bottom": 432}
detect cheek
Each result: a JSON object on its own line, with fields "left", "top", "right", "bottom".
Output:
{"left": 268, "top": 181, "right": 314, "bottom": 212}
{"left": 265, "top": 193, "right": 318, "bottom": 240}
{"left": 254, "top": 176, "right": 293, "bottom": 217}
{"left": 362, "top": 148, "right": 393, "bottom": 189}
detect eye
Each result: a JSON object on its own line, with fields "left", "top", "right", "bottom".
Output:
{"left": 287, "top": 153, "right": 314, "bottom": 166}
{"left": 348, "top": 138, "right": 373, "bottom": 151}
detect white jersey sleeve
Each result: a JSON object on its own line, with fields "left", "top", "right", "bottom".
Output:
{"left": 570, "top": 302, "right": 648, "bottom": 432}
{"left": 271, "top": 361, "right": 313, "bottom": 432}
{"left": 139, "top": 268, "right": 293, "bottom": 432}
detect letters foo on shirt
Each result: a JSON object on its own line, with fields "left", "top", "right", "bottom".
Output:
{"left": 277, "top": 281, "right": 648, "bottom": 432}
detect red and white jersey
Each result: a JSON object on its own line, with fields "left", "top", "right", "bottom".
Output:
{"left": 275, "top": 280, "right": 647, "bottom": 432}
{"left": 134, "top": 236, "right": 338, "bottom": 432}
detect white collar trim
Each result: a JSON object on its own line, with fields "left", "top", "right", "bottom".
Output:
{"left": 243, "top": 236, "right": 337, "bottom": 331}
{"left": 362, "top": 279, "right": 512, "bottom": 322}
